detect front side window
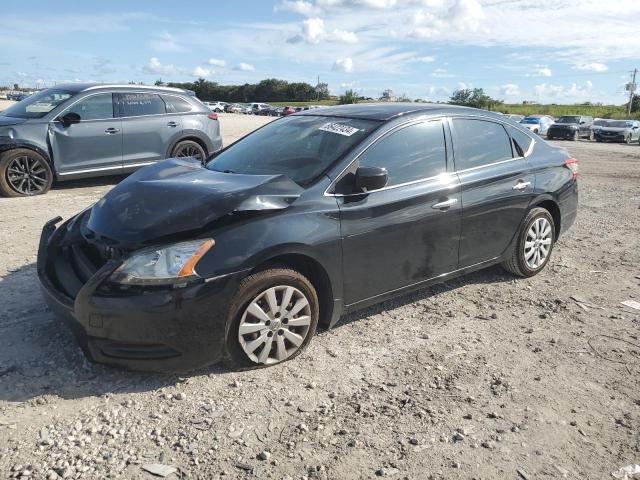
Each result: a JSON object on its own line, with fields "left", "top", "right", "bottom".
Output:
{"left": 207, "top": 115, "right": 379, "bottom": 185}
{"left": 358, "top": 121, "right": 447, "bottom": 186}
{"left": 452, "top": 119, "right": 513, "bottom": 171}
{"left": 119, "top": 93, "right": 165, "bottom": 117}
{"left": 0, "top": 89, "right": 75, "bottom": 119}
{"left": 65, "top": 93, "right": 114, "bottom": 120}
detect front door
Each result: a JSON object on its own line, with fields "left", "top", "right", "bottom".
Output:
{"left": 49, "top": 93, "right": 122, "bottom": 174}
{"left": 337, "top": 120, "right": 462, "bottom": 305}
{"left": 450, "top": 117, "right": 536, "bottom": 268}
{"left": 117, "top": 92, "right": 175, "bottom": 166}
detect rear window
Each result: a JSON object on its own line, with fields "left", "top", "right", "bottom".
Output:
{"left": 452, "top": 119, "right": 513, "bottom": 170}
{"left": 119, "top": 93, "right": 165, "bottom": 117}
{"left": 162, "top": 95, "right": 192, "bottom": 113}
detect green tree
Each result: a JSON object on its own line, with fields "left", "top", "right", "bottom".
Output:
{"left": 629, "top": 94, "right": 640, "bottom": 113}
{"left": 449, "top": 88, "right": 502, "bottom": 110}
{"left": 338, "top": 89, "right": 359, "bottom": 104}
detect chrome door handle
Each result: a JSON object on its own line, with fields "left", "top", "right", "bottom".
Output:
{"left": 167, "top": 121, "right": 178, "bottom": 127}
{"left": 431, "top": 198, "right": 458, "bottom": 210}
{"left": 104, "top": 128, "right": 120, "bottom": 134}
{"left": 512, "top": 181, "right": 531, "bottom": 191}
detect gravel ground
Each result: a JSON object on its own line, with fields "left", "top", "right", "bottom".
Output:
{"left": 0, "top": 116, "right": 638, "bottom": 479}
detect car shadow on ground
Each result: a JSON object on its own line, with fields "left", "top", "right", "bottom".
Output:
{"left": 0, "top": 263, "right": 512, "bottom": 403}
{"left": 50, "top": 174, "right": 129, "bottom": 191}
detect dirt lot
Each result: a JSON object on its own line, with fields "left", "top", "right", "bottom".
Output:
{"left": 0, "top": 115, "right": 638, "bottom": 479}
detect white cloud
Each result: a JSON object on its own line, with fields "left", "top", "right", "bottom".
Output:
{"left": 500, "top": 84, "right": 520, "bottom": 96}
{"left": 237, "top": 62, "right": 255, "bottom": 71}
{"left": 191, "top": 66, "right": 212, "bottom": 77}
{"left": 142, "top": 57, "right": 181, "bottom": 76}
{"left": 534, "top": 81, "right": 593, "bottom": 99}
{"left": 275, "top": 0, "right": 320, "bottom": 16}
{"left": 426, "top": 85, "right": 450, "bottom": 97}
{"left": 536, "top": 67, "right": 552, "bottom": 77}
{"left": 302, "top": 17, "right": 325, "bottom": 43}
{"left": 328, "top": 28, "right": 358, "bottom": 43}
{"left": 317, "top": 0, "right": 398, "bottom": 8}
{"left": 445, "top": 0, "right": 485, "bottom": 32}
{"left": 149, "top": 31, "right": 183, "bottom": 52}
{"left": 207, "top": 58, "right": 227, "bottom": 67}
{"left": 414, "top": 55, "right": 435, "bottom": 63}
{"left": 573, "top": 62, "right": 608, "bottom": 72}
{"left": 333, "top": 57, "right": 354, "bottom": 73}
{"left": 432, "top": 68, "right": 453, "bottom": 78}
{"left": 289, "top": 17, "right": 357, "bottom": 44}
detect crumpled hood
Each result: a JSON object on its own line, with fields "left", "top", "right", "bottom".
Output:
{"left": 87, "top": 158, "right": 303, "bottom": 246}
{"left": 0, "top": 115, "right": 28, "bottom": 127}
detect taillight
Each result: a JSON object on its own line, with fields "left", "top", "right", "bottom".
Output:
{"left": 207, "top": 113, "right": 218, "bottom": 120}
{"left": 564, "top": 158, "right": 578, "bottom": 179}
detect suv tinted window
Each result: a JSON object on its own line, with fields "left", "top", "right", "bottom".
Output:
{"left": 119, "top": 93, "right": 165, "bottom": 117}
{"left": 452, "top": 119, "right": 513, "bottom": 170}
{"left": 506, "top": 125, "right": 533, "bottom": 157}
{"left": 359, "top": 121, "right": 447, "bottom": 186}
{"left": 65, "top": 93, "right": 114, "bottom": 121}
{"left": 162, "top": 95, "right": 192, "bottom": 113}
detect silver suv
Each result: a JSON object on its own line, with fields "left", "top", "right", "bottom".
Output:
{"left": 0, "top": 83, "right": 222, "bottom": 197}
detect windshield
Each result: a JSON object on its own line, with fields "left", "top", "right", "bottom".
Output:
{"left": 593, "top": 119, "right": 607, "bottom": 126}
{"left": 1, "top": 89, "right": 75, "bottom": 119}
{"left": 607, "top": 120, "right": 632, "bottom": 128}
{"left": 207, "top": 115, "right": 379, "bottom": 185}
{"left": 556, "top": 116, "right": 581, "bottom": 124}
{"left": 521, "top": 118, "right": 540, "bottom": 124}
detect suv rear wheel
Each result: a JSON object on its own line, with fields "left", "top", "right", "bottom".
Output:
{"left": 502, "top": 207, "right": 556, "bottom": 277}
{"left": 171, "top": 140, "right": 206, "bottom": 161}
{"left": 225, "top": 268, "right": 319, "bottom": 368}
{"left": 0, "top": 149, "right": 53, "bottom": 197}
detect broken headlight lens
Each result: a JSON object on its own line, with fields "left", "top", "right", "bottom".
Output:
{"left": 110, "top": 239, "right": 214, "bottom": 285}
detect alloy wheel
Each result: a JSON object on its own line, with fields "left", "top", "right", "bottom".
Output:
{"left": 174, "top": 144, "right": 204, "bottom": 160}
{"left": 238, "top": 285, "right": 312, "bottom": 365}
{"left": 6, "top": 155, "right": 49, "bottom": 195}
{"left": 524, "top": 217, "right": 552, "bottom": 270}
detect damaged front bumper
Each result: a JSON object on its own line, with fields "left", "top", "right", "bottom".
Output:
{"left": 36, "top": 215, "right": 246, "bottom": 372}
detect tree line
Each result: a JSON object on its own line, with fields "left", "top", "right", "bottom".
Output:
{"left": 159, "top": 78, "right": 330, "bottom": 103}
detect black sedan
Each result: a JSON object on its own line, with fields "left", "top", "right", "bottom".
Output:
{"left": 38, "top": 104, "right": 579, "bottom": 372}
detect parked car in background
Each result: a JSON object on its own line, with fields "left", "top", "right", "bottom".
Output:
{"left": 255, "top": 105, "right": 278, "bottom": 116}
{"left": 250, "top": 103, "right": 271, "bottom": 114}
{"left": 0, "top": 83, "right": 222, "bottom": 197}
{"left": 0, "top": 93, "right": 7, "bottom": 100}
{"left": 520, "top": 115, "right": 554, "bottom": 135}
{"left": 282, "top": 106, "right": 296, "bottom": 116}
{"left": 205, "top": 101, "right": 226, "bottom": 112}
{"left": 38, "top": 103, "right": 578, "bottom": 372}
{"left": 590, "top": 118, "right": 607, "bottom": 137}
{"left": 505, "top": 114, "right": 524, "bottom": 122}
{"left": 225, "top": 103, "right": 243, "bottom": 113}
{"left": 594, "top": 119, "right": 640, "bottom": 144}
{"left": 239, "top": 104, "right": 253, "bottom": 114}
{"left": 546, "top": 115, "right": 593, "bottom": 141}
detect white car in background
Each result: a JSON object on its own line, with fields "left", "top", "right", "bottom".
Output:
{"left": 205, "top": 101, "right": 226, "bottom": 112}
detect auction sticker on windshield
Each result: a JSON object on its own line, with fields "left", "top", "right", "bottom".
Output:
{"left": 319, "top": 122, "right": 360, "bottom": 136}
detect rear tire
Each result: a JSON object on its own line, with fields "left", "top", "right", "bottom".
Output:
{"left": 0, "top": 149, "right": 53, "bottom": 197}
{"left": 502, "top": 207, "right": 555, "bottom": 278}
{"left": 170, "top": 140, "right": 207, "bottom": 161}
{"left": 224, "top": 268, "right": 319, "bottom": 368}
{"left": 625, "top": 135, "right": 632, "bottom": 145}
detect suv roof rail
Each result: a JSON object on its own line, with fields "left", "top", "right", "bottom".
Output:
{"left": 82, "top": 84, "right": 188, "bottom": 94}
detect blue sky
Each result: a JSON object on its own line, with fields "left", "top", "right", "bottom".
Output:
{"left": 1, "top": 0, "right": 638, "bottom": 104}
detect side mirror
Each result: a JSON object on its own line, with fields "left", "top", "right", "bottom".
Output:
{"left": 59, "top": 112, "right": 81, "bottom": 127}
{"left": 355, "top": 166, "right": 388, "bottom": 193}
{"left": 579, "top": 121, "right": 586, "bottom": 125}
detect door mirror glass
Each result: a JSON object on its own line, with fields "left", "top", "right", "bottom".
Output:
{"left": 355, "top": 166, "right": 388, "bottom": 192}
{"left": 59, "top": 112, "right": 81, "bottom": 127}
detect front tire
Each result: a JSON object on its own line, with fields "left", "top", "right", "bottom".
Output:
{"left": 573, "top": 130, "right": 580, "bottom": 141}
{"left": 0, "top": 149, "right": 53, "bottom": 197}
{"left": 225, "top": 268, "right": 319, "bottom": 368}
{"left": 171, "top": 140, "right": 206, "bottom": 161}
{"left": 502, "top": 207, "right": 555, "bottom": 277}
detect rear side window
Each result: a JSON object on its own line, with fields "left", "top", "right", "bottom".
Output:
{"left": 359, "top": 121, "right": 447, "bottom": 186}
{"left": 119, "top": 93, "right": 165, "bottom": 117}
{"left": 162, "top": 95, "right": 193, "bottom": 113}
{"left": 451, "top": 119, "right": 513, "bottom": 171}
{"left": 506, "top": 126, "right": 533, "bottom": 157}
{"left": 65, "top": 93, "right": 114, "bottom": 121}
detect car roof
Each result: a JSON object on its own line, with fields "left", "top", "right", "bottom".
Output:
{"left": 50, "top": 83, "right": 190, "bottom": 95}
{"left": 295, "top": 102, "right": 502, "bottom": 121}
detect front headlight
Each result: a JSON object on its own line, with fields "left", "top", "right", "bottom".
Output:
{"left": 110, "top": 239, "right": 214, "bottom": 285}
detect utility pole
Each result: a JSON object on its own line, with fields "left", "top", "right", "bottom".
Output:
{"left": 627, "top": 68, "right": 637, "bottom": 116}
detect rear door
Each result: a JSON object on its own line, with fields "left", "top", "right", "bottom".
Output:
{"left": 117, "top": 92, "right": 177, "bottom": 167}
{"left": 451, "top": 117, "right": 536, "bottom": 268}
{"left": 337, "top": 119, "right": 462, "bottom": 305}
{"left": 49, "top": 92, "right": 122, "bottom": 174}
